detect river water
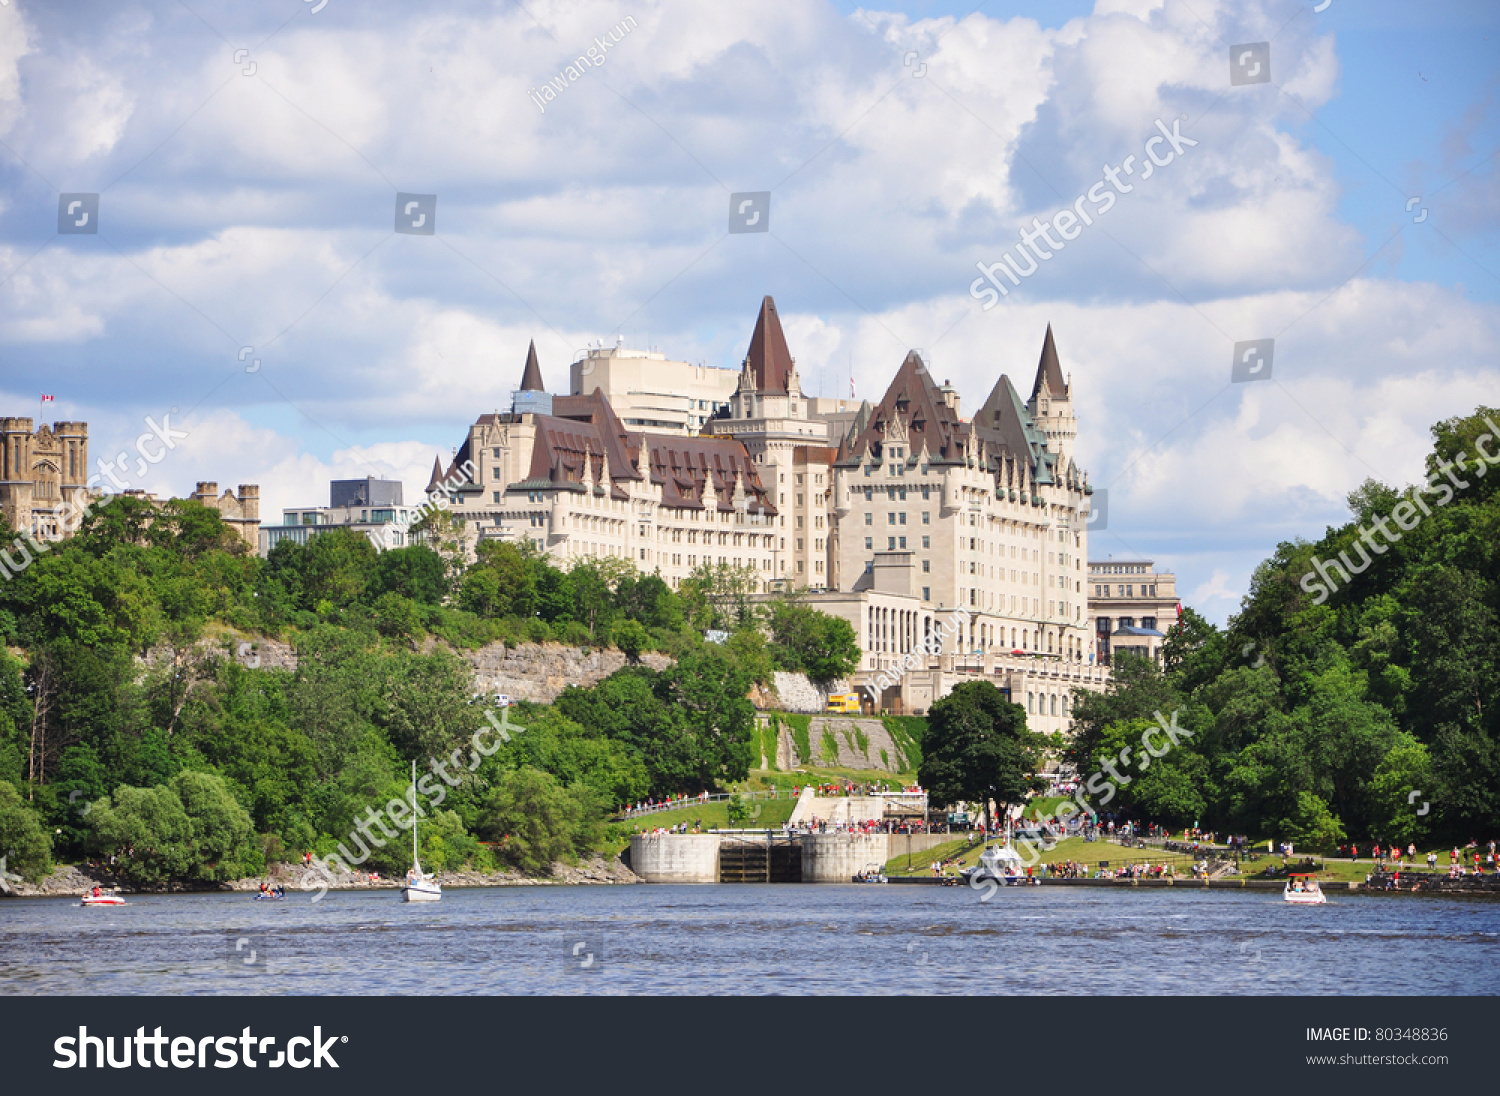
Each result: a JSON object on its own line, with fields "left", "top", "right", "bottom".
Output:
{"left": 2, "top": 885, "right": 1496, "bottom": 995}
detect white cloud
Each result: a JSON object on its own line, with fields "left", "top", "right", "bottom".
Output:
{"left": 0, "top": 0, "right": 1494, "bottom": 625}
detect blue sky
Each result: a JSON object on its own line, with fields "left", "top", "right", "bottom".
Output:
{"left": 0, "top": 0, "right": 1495, "bottom": 625}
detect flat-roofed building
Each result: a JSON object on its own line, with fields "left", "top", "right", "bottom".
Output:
{"left": 1087, "top": 558, "right": 1179, "bottom": 665}
{"left": 258, "top": 479, "right": 416, "bottom": 555}
{"left": 568, "top": 340, "right": 738, "bottom": 434}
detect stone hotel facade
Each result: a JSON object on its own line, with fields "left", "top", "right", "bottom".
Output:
{"left": 433, "top": 297, "right": 1110, "bottom": 731}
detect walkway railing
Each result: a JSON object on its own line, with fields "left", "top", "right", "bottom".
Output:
{"left": 614, "top": 788, "right": 799, "bottom": 821}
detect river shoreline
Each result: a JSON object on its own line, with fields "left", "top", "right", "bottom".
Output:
{"left": 1, "top": 855, "right": 642, "bottom": 899}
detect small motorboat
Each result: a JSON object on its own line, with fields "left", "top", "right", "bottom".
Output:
{"left": 853, "top": 863, "right": 888, "bottom": 883}
{"left": 960, "top": 842, "right": 1026, "bottom": 885}
{"left": 1284, "top": 873, "right": 1326, "bottom": 905}
{"left": 253, "top": 891, "right": 285, "bottom": 901}
{"left": 81, "top": 892, "right": 125, "bottom": 907}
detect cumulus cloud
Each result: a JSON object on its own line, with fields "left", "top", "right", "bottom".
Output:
{"left": 0, "top": 0, "right": 1494, "bottom": 624}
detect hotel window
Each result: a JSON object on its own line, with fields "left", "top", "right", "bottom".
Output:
{"left": 865, "top": 537, "right": 872, "bottom": 549}
{"left": 492, "top": 448, "right": 500, "bottom": 457}
{"left": 922, "top": 536, "right": 930, "bottom": 549}
{"left": 921, "top": 486, "right": 931, "bottom": 500}
{"left": 888, "top": 537, "right": 896, "bottom": 550}
{"left": 865, "top": 488, "right": 873, "bottom": 501}
{"left": 493, "top": 492, "right": 501, "bottom": 502}
{"left": 888, "top": 513, "right": 896, "bottom": 525}
{"left": 899, "top": 512, "right": 907, "bottom": 525}
{"left": 922, "top": 512, "right": 930, "bottom": 524}
{"left": 922, "top": 586, "right": 930, "bottom": 600}
{"left": 922, "top": 559, "right": 930, "bottom": 573}
{"left": 899, "top": 537, "right": 907, "bottom": 549}
{"left": 796, "top": 539, "right": 803, "bottom": 551}
{"left": 865, "top": 513, "right": 873, "bottom": 526}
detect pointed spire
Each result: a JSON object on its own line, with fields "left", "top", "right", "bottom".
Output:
{"left": 743, "top": 295, "right": 795, "bottom": 394}
{"left": 1030, "top": 324, "right": 1067, "bottom": 401}
{"left": 426, "top": 455, "right": 445, "bottom": 493}
{"left": 519, "top": 340, "right": 545, "bottom": 392}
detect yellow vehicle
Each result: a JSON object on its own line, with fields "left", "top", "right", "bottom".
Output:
{"left": 826, "top": 693, "right": 862, "bottom": 714}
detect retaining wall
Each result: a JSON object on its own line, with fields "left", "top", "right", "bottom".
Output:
{"left": 801, "top": 833, "right": 892, "bottom": 883}
{"left": 628, "top": 834, "right": 719, "bottom": 883}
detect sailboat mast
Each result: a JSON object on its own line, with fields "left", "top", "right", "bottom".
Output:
{"left": 411, "top": 759, "right": 418, "bottom": 867}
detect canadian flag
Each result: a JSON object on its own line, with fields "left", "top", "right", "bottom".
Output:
{"left": 849, "top": 376, "right": 856, "bottom": 399}
{"left": 40, "top": 394, "right": 55, "bottom": 403}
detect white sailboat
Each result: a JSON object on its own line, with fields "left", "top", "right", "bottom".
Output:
{"left": 401, "top": 760, "right": 441, "bottom": 902}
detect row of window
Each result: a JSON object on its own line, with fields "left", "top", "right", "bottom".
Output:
{"left": 1094, "top": 584, "right": 1158, "bottom": 597}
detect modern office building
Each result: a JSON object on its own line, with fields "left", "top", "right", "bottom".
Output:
{"left": 258, "top": 479, "right": 419, "bottom": 556}
{"left": 567, "top": 339, "right": 739, "bottom": 434}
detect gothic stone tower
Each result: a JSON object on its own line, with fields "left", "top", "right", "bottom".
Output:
{"left": 0, "top": 417, "right": 90, "bottom": 540}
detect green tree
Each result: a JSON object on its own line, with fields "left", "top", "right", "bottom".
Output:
{"left": 920, "top": 681, "right": 1044, "bottom": 831}
{"left": 1368, "top": 733, "right": 1433, "bottom": 847}
{"left": 87, "top": 770, "right": 261, "bottom": 884}
{"left": 766, "top": 597, "right": 861, "bottom": 684}
{"left": 609, "top": 618, "right": 651, "bottom": 663}
{"left": 0, "top": 780, "right": 53, "bottom": 883}
{"left": 371, "top": 545, "right": 450, "bottom": 605}
{"left": 477, "top": 766, "right": 585, "bottom": 874}
{"left": 373, "top": 592, "right": 423, "bottom": 641}
{"left": 1280, "top": 791, "right": 1346, "bottom": 852}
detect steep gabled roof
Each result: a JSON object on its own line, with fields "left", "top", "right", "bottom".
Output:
{"left": 519, "top": 340, "right": 545, "bottom": 392}
{"left": 640, "top": 435, "right": 776, "bottom": 514}
{"left": 836, "top": 351, "right": 967, "bottom": 466}
{"left": 976, "top": 374, "right": 1046, "bottom": 462}
{"left": 834, "top": 400, "right": 875, "bottom": 462}
{"left": 525, "top": 389, "right": 640, "bottom": 490}
{"left": 1029, "top": 324, "right": 1067, "bottom": 401}
{"left": 742, "top": 295, "right": 795, "bottom": 394}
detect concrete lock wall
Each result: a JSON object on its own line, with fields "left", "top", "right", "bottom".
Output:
{"left": 801, "top": 833, "right": 891, "bottom": 883}
{"left": 629, "top": 834, "right": 720, "bottom": 883}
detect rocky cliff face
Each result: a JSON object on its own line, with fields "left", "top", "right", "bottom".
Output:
{"left": 464, "top": 643, "right": 672, "bottom": 702}
{"left": 139, "top": 634, "right": 672, "bottom": 704}
{"left": 139, "top": 635, "right": 846, "bottom": 713}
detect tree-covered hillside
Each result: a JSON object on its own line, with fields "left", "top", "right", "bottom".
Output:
{"left": 1070, "top": 406, "right": 1500, "bottom": 848}
{"left": 0, "top": 502, "right": 859, "bottom": 884}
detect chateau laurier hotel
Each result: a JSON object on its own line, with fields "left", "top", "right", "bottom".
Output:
{"left": 433, "top": 297, "right": 1109, "bottom": 731}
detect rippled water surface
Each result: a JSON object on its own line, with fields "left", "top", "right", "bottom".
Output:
{"left": 2, "top": 885, "right": 1496, "bottom": 995}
